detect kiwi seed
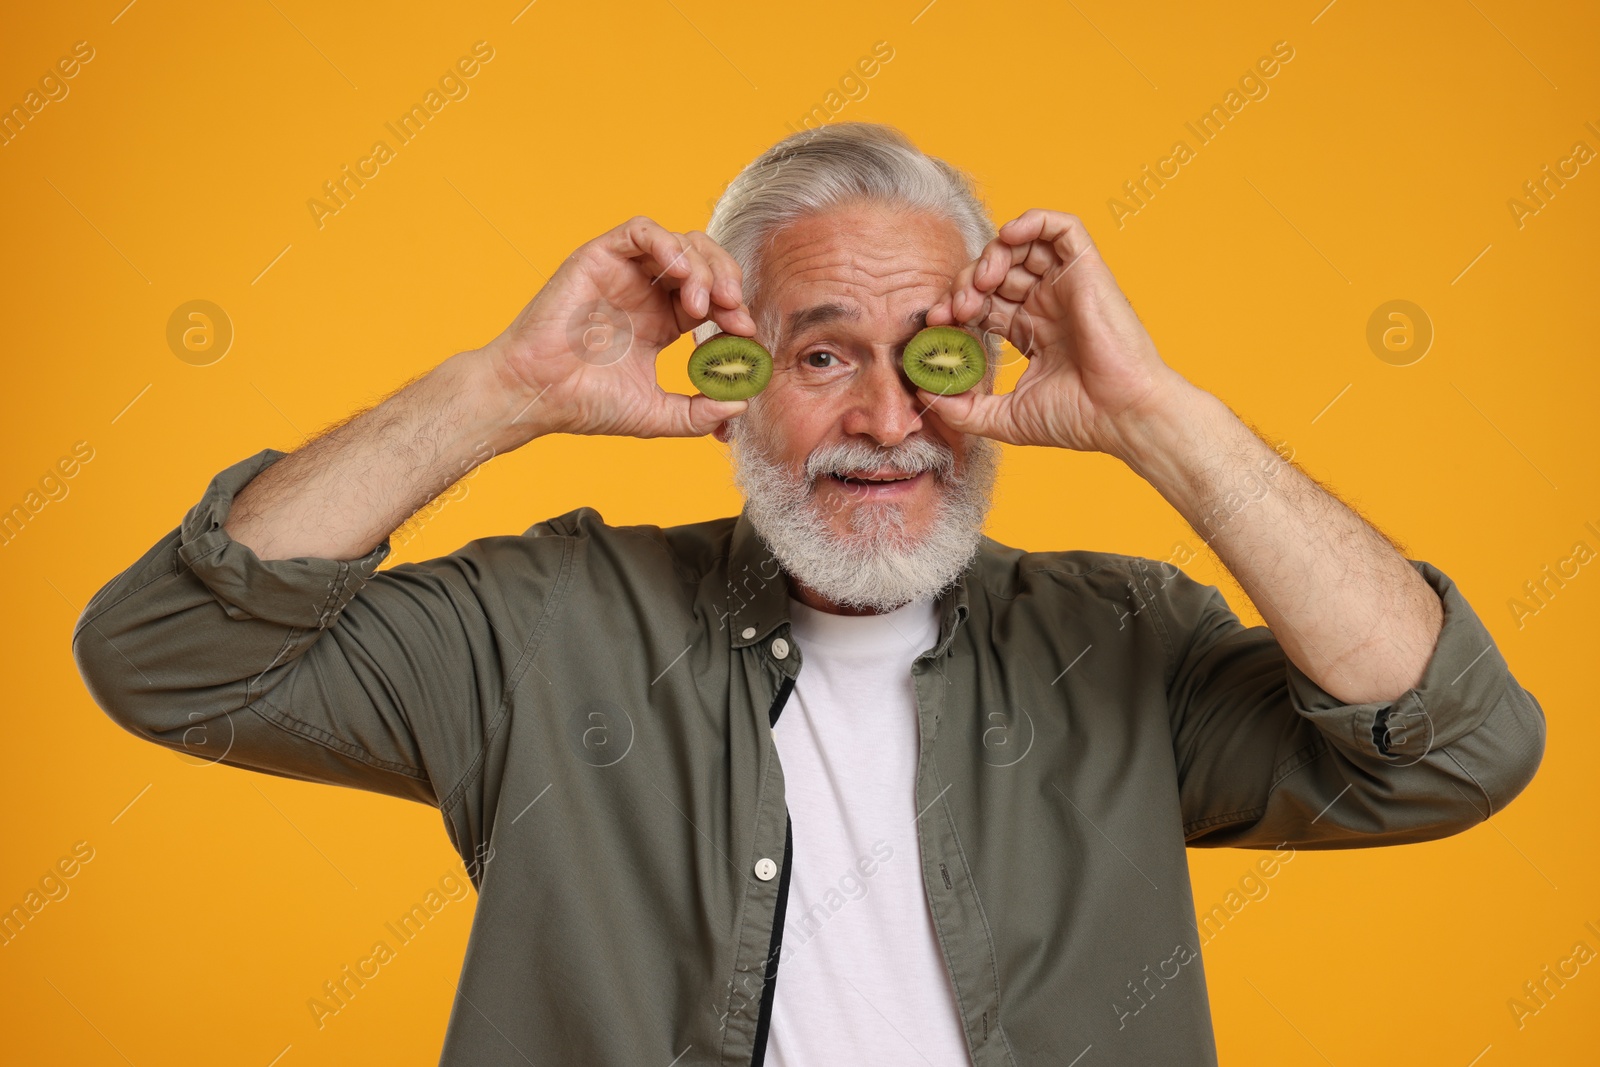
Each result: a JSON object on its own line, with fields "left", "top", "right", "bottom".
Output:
{"left": 902, "top": 326, "right": 985, "bottom": 395}
{"left": 687, "top": 334, "right": 773, "bottom": 402}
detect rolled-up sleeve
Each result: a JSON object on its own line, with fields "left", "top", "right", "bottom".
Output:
{"left": 71, "top": 448, "right": 535, "bottom": 810}
{"left": 1147, "top": 557, "right": 1547, "bottom": 849}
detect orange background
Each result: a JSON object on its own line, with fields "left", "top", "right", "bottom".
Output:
{"left": 3, "top": 1, "right": 1596, "bottom": 1063}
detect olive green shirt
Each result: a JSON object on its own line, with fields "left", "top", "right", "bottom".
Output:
{"left": 72, "top": 448, "right": 1546, "bottom": 1065}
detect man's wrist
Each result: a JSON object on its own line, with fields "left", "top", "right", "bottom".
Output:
{"left": 454, "top": 346, "right": 553, "bottom": 454}
{"left": 1103, "top": 376, "right": 1234, "bottom": 492}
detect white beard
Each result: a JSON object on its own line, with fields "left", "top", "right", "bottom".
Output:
{"left": 724, "top": 405, "right": 1002, "bottom": 613}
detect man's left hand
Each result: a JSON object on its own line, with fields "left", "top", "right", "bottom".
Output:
{"left": 921, "top": 208, "right": 1192, "bottom": 458}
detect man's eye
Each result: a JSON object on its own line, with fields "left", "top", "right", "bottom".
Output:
{"left": 804, "top": 350, "right": 837, "bottom": 368}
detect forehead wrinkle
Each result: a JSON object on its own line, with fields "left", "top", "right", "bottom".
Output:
{"left": 777, "top": 260, "right": 952, "bottom": 320}
{"left": 768, "top": 218, "right": 947, "bottom": 282}
{"left": 758, "top": 209, "right": 964, "bottom": 352}
{"left": 777, "top": 253, "right": 938, "bottom": 296}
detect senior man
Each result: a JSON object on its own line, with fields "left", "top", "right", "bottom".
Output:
{"left": 74, "top": 123, "right": 1544, "bottom": 1066}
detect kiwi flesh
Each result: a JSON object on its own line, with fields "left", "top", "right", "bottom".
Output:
{"left": 687, "top": 334, "right": 773, "bottom": 402}
{"left": 902, "top": 326, "right": 985, "bottom": 395}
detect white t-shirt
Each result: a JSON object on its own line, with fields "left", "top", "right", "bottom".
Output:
{"left": 765, "top": 595, "right": 972, "bottom": 1066}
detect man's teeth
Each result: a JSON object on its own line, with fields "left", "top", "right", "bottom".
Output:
{"left": 835, "top": 473, "right": 915, "bottom": 483}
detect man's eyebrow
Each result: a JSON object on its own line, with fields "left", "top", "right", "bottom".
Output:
{"left": 784, "top": 302, "right": 859, "bottom": 338}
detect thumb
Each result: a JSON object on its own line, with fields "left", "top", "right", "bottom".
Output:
{"left": 653, "top": 392, "right": 749, "bottom": 438}
{"left": 916, "top": 388, "right": 1012, "bottom": 443}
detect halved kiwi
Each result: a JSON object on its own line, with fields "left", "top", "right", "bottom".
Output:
{"left": 687, "top": 334, "right": 773, "bottom": 402}
{"left": 902, "top": 326, "right": 985, "bottom": 395}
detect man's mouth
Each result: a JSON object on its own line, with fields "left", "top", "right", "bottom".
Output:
{"left": 821, "top": 469, "right": 929, "bottom": 496}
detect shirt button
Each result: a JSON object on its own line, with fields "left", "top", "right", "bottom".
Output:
{"left": 741, "top": 626, "right": 757, "bottom": 639}
{"left": 754, "top": 857, "right": 778, "bottom": 881}
{"left": 771, "top": 637, "right": 790, "bottom": 660}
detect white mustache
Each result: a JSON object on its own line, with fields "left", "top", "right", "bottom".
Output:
{"left": 804, "top": 437, "right": 955, "bottom": 486}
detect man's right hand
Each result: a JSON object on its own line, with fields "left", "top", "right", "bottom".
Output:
{"left": 224, "top": 216, "right": 756, "bottom": 562}
{"left": 483, "top": 216, "right": 758, "bottom": 440}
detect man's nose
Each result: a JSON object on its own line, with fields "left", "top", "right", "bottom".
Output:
{"left": 842, "top": 354, "right": 923, "bottom": 448}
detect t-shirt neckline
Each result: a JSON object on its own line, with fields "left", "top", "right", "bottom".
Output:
{"left": 785, "top": 595, "right": 939, "bottom": 654}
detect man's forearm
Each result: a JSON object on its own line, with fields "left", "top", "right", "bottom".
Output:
{"left": 224, "top": 349, "right": 540, "bottom": 562}
{"left": 1114, "top": 384, "right": 1444, "bottom": 705}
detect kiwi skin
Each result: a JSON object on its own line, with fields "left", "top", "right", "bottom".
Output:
{"left": 902, "top": 326, "right": 985, "bottom": 396}
{"left": 687, "top": 334, "right": 774, "bottom": 402}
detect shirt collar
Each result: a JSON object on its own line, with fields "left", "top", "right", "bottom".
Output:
{"left": 723, "top": 508, "right": 972, "bottom": 659}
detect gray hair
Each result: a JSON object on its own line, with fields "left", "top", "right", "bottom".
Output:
{"left": 691, "top": 123, "right": 999, "bottom": 366}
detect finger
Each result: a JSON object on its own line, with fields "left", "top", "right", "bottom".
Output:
{"left": 914, "top": 387, "right": 1016, "bottom": 444}
{"left": 1020, "top": 240, "right": 1059, "bottom": 278}
{"left": 931, "top": 241, "right": 1017, "bottom": 326}
{"left": 970, "top": 293, "right": 1029, "bottom": 362}
{"left": 993, "top": 263, "right": 1044, "bottom": 304}
{"left": 670, "top": 235, "right": 717, "bottom": 319}
{"left": 947, "top": 261, "right": 988, "bottom": 323}
{"left": 671, "top": 295, "right": 755, "bottom": 338}
{"left": 967, "top": 239, "right": 1005, "bottom": 293}
{"left": 953, "top": 239, "right": 1040, "bottom": 321}
{"left": 1001, "top": 210, "right": 1099, "bottom": 278}
{"left": 994, "top": 300, "right": 1042, "bottom": 359}
{"left": 685, "top": 231, "right": 747, "bottom": 311}
{"left": 954, "top": 287, "right": 991, "bottom": 328}
{"left": 981, "top": 291, "right": 1026, "bottom": 335}
{"left": 669, "top": 237, "right": 753, "bottom": 335}
{"left": 682, "top": 233, "right": 757, "bottom": 337}
{"left": 607, "top": 216, "right": 694, "bottom": 285}
{"left": 958, "top": 284, "right": 1030, "bottom": 336}
{"left": 650, "top": 391, "right": 750, "bottom": 438}
{"left": 974, "top": 237, "right": 1034, "bottom": 291}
